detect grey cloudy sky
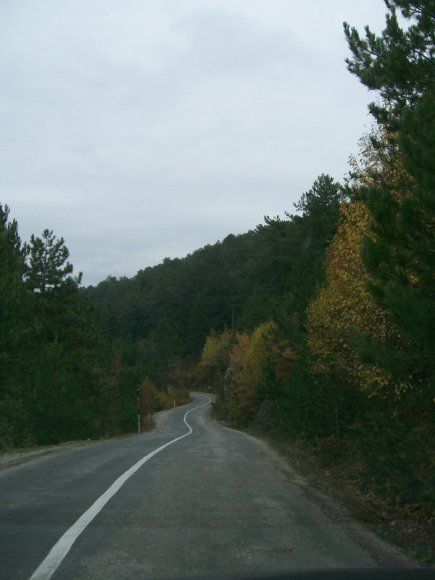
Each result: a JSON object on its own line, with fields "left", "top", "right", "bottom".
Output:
{"left": 1, "top": 0, "right": 387, "bottom": 286}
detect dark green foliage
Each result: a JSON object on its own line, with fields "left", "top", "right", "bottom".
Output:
{"left": 293, "top": 173, "right": 343, "bottom": 224}
{"left": 0, "top": 205, "right": 28, "bottom": 358}
{"left": 0, "top": 205, "right": 32, "bottom": 445}
{"left": 345, "top": 0, "right": 435, "bottom": 392}
{"left": 25, "top": 229, "right": 76, "bottom": 294}
{"left": 344, "top": 0, "right": 435, "bottom": 128}
{"left": 0, "top": 213, "right": 137, "bottom": 447}
{"left": 286, "top": 174, "right": 343, "bottom": 310}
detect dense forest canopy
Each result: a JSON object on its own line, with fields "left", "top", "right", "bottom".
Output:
{"left": 1, "top": 0, "right": 433, "bottom": 541}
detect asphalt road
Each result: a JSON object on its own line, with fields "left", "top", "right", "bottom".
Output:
{"left": 0, "top": 393, "right": 419, "bottom": 579}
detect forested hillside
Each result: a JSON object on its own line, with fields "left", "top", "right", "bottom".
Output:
{"left": 1, "top": 0, "right": 433, "bottom": 557}
{"left": 0, "top": 216, "right": 189, "bottom": 446}
{"left": 84, "top": 173, "right": 341, "bottom": 380}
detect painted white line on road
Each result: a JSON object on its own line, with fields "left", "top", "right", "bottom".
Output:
{"left": 29, "top": 395, "right": 211, "bottom": 580}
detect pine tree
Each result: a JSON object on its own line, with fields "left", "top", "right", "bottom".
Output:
{"left": 0, "top": 205, "right": 28, "bottom": 357}
{"left": 344, "top": 0, "right": 435, "bottom": 129}
{"left": 0, "top": 205, "right": 31, "bottom": 446}
{"left": 26, "top": 229, "right": 75, "bottom": 295}
{"left": 344, "top": 0, "right": 435, "bottom": 390}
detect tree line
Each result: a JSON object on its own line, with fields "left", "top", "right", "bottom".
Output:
{"left": 1, "top": 0, "right": 433, "bottom": 527}
{"left": 0, "top": 219, "right": 189, "bottom": 446}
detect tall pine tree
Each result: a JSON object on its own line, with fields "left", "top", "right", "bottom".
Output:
{"left": 344, "top": 0, "right": 435, "bottom": 390}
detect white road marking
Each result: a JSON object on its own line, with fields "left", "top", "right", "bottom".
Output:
{"left": 29, "top": 395, "right": 211, "bottom": 580}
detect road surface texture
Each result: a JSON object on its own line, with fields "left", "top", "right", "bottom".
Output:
{"left": 0, "top": 393, "right": 423, "bottom": 580}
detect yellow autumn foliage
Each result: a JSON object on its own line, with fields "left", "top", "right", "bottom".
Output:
{"left": 139, "top": 377, "right": 190, "bottom": 419}
{"left": 227, "top": 322, "right": 275, "bottom": 422}
{"left": 307, "top": 201, "right": 396, "bottom": 395}
{"left": 196, "top": 328, "right": 234, "bottom": 389}
{"left": 200, "top": 328, "right": 233, "bottom": 368}
{"left": 349, "top": 128, "right": 410, "bottom": 191}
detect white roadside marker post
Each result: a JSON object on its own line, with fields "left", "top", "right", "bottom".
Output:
{"left": 136, "top": 387, "right": 141, "bottom": 434}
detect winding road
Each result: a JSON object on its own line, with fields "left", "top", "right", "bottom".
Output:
{"left": 0, "top": 393, "right": 419, "bottom": 579}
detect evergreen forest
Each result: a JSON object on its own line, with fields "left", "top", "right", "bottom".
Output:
{"left": 1, "top": 0, "right": 434, "bottom": 558}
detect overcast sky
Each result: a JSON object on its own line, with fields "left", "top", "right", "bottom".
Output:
{"left": 1, "top": 0, "right": 387, "bottom": 286}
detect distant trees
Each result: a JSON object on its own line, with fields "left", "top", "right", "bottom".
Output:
{"left": 197, "top": 328, "right": 233, "bottom": 391}
{"left": 85, "top": 172, "right": 342, "bottom": 393}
